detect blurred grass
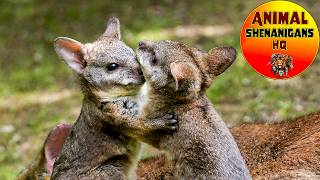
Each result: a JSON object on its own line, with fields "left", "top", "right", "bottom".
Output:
{"left": 0, "top": 0, "right": 319, "bottom": 179}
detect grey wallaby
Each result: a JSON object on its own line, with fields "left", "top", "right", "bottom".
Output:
{"left": 27, "top": 17, "right": 175, "bottom": 180}
{"left": 17, "top": 18, "right": 176, "bottom": 180}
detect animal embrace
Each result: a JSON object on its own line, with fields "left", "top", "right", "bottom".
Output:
{"left": 17, "top": 17, "right": 320, "bottom": 180}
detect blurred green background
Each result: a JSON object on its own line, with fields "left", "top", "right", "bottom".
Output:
{"left": 0, "top": 0, "right": 319, "bottom": 179}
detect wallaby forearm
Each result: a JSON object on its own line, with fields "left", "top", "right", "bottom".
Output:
{"left": 101, "top": 98, "right": 177, "bottom": 142}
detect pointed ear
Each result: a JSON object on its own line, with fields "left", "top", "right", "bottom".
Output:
{"left": 54, "top": 37, "right": 86, "bottom": 74}
{"left": 102, "top": 17, "right": 121, "bottom": 40}
{"left": 44, "top": 124, "right": 72, "bottom": 174}
{"left": 206, "top": 47, "right": 236, "bottom": 76}
{"left": 170, "top": 62, "right": 196, "bottom": 91}
{"left": 202, "top": 47, "right": 236, "bottom": 86}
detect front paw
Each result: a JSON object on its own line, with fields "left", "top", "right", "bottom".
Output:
{"left": 146, "top": 114, "right": 178, "bottom": 132}
{"left": 162, "top": 114, "right": 178, "bottom": 132}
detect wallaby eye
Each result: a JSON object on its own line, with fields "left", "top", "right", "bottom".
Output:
{"left": 151, "top": 52, "right": 157, "bottom": 65}
{"left": 107, "top": 63, "right": 119, "bottom": 71}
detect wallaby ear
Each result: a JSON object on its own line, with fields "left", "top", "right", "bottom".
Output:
{"left": 54, "top": 37, "right": 86, "bottom": 74}
{"left": 102, "top": 17, "right": 121, "bottom": 40}
{"left": 206, "top": 47, "right": 236, "bottom": 76}
{"left": 170, "top": 62, "right": 196, "bottom": 91}
{"left": 44, "top": 124, "right": 72, "bottom": 174}
{"left": 202, "top": 47, "right": 236, "bottom": 86}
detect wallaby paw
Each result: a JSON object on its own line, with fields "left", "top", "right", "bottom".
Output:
{"left": 147, "top": 114, "right": 178, "bottom": 132}
{"left": 163, "top": 114, "right": 178, "bottom": 131}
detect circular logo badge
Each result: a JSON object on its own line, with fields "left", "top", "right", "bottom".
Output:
{"left": 240, "top": 1, "right": 319, "bottom": 79}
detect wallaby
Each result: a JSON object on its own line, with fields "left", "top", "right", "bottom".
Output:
{"left": 103, "top": 40, "right": 251, "bottom": 179}
{"left": 17, "top": 17, "right": 176, "bottom": 180}
{"left": 231, "top": 111, "right": 320, "bottom": 180}
{"left": 17, "top": 124, "right": 72, "bottom": 180}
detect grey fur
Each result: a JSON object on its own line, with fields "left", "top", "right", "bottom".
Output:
{"left": 51, "top": 98, "right": 141, "bottom": 180}
{"left": 52, "top": 17, "right": 144, "bottom": 180}
{"left": 52, "top": 18, "right": 177, "bottom": 180}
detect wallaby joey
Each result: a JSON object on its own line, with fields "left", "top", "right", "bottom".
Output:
{"left": 103, "top": 40, "right": 251, "bottom": 179}
{"left": 136, "top": 41, "right": 251, "bottom": 179}
{"left": 37, "top": 17, "right": 176, "bottom": 180}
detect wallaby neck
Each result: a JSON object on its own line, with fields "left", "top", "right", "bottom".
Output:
{"left": 51, "top": 97, "right": 133, "bottom": 179}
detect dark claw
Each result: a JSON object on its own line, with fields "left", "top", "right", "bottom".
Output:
{"left": 167, "top": 119, "right": 178, "bottom": 125}
{"left": 124, "top": 101, "right": 136, "bottom": 109}
{"left": 171, "top": 119, "right": 177, "bottom": 123}
{"left": 166, "top": 119, "right": 178, "bottom": 132}
{"left": 170, "top": 126, "right": 177, "bottom": 130}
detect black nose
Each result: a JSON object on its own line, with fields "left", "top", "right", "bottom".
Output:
{"left": 138, "top": 41, "right": 146, "bottom": 49}
{"left": 138, "top": 68, "right": 143, "bottom": 76}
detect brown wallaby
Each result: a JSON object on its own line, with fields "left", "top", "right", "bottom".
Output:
{"left": 20, "top": 17, "right": 175, "bottom": 180}
{"left": 103, "top": 40, "right": 251, "bottom": 179}
{"left": 231, "top": 112, "right": 320, "bottom": 179}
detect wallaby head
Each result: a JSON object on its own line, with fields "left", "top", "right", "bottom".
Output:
{"left": 136, "top": 40, "right": 236, "bottom": 99}
{"left": 54, "top": 17, "right": 144, "bottom": 102}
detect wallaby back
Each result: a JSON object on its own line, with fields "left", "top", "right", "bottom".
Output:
{"left": 231, "top": 112, "right": 320, "bottom": 179}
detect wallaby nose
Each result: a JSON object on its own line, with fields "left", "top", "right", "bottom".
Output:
{"left": 136, "top": 68, "right": 145, "bottom": 83}
{"left": 138, "top": 68, "right": 143, "bottom": 76}
{"left": 138, "top": 41, "right": 146, "bottom": 49}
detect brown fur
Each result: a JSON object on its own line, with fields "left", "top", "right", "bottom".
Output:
{"left": 136, "top": 112, "right": 320, "bottom": 179}
{"left": 136, "top": 41, "right": 250, "bottom": 179}
{"left": 231, "top": 112, "right": 320, "bottom": 179}
{"left": 137, "top": 154, "right": 173, "bottom": 180}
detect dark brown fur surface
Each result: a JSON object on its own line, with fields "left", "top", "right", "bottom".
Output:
{"left": 231, "top": 112, "right": 320, "bottom": 179}
{"left": 137, "top": 154, "right": 173, "bottom": 180}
